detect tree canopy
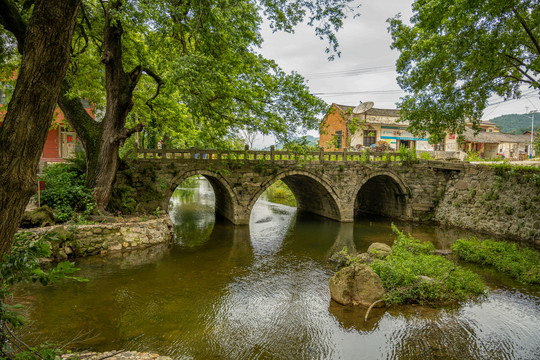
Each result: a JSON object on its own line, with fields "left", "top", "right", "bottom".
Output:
{"left": 34, "top": 0, "right": 358, "bottom": 148}
{"left": 389, "top": 0, "right": 539, "bottom": 141}
{"left": 1, "top": 0, "right": 358, "bottom": 211}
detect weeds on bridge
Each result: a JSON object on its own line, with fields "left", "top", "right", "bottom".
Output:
{"left": 489, "top": 163, "right": 540, "bottom": 186}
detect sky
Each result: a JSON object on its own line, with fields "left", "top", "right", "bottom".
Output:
{"left": 253, "top": 0, "right": 540, "bottom": 147}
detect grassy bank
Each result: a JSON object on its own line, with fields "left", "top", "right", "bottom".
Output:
{"left": 369, "top": 226, "right": 487, "bottom": 305}
{"left": 452, "top": 238, "right": 540, "bottom": 284}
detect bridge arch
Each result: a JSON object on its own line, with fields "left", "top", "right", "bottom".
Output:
{"left": 354, "top": 170, "right": 412, "bottom": 219}
{"left": 165, "top": 169, "right": 238, "bottom": 222}
{"left": 248, "top": 170, "right": 344, "bottom": 222}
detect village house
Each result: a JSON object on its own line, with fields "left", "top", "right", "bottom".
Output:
{"left": 319, "top": 102, "right": 535, "bottom": 160}
{"left": 319, "top": 103, "right": 439, "bottom": 152}
{"left": 1, "top": 85, "right": 90, "bottom": 163}
{"left": 446, "top": 127, "right": 533, "bottom": 160}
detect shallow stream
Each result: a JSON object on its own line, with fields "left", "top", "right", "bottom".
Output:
{"left": 15, "top": 178, "right": 540, "bottom": 359}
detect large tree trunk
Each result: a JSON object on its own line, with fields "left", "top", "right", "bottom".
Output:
{"left": 58, "top": 80, "right": 102, "bottom": 187}
{"left": 0, "top": 0, "right": 80, "bottom": 257}
{"left": 58, "top": 1, "right": 148, "bottom": 213}
{"left": 91, "top": 0, "right": 141, "bottom": 212}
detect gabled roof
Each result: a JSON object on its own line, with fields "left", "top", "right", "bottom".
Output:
{"left": 461, "top": 128, "right": 531, "bottom": 144}
{"left": 333, "top": 103, "right": 400, "bottom": 118}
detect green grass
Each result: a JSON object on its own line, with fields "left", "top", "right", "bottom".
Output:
{"left": 452, "top": 238, "right": 540, "bottom": 284}
{"left": 369, "top": 226, "right": 487, "bottom": 306}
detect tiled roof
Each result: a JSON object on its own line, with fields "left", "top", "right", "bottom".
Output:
{"left": 462, "top": 128, "right": 531, "bottom": 144}
{"left": 334, "top": 103, "right": 400, "bottom": 117}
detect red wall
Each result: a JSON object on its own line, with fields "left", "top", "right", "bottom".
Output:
{"left": 41, "top": 128, "right": 60, "bottom": 159}
{"left": 319, "top": 104, "right": 348, "bottom": 151}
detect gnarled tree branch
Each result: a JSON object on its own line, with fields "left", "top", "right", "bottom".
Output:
{"left": 0, "top": 0, "right": 27, "bottom": 53}
{"left": 513, "top": 8, "right": 540, "bottom": 55}
{"left": 142, "top": 66, "right": 165, "bottom": 111}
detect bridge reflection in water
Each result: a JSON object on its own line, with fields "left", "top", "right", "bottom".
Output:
{"left": 15, "top": 176, "right": 540, "bottom": 360}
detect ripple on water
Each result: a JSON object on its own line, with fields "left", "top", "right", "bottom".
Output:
{"left": 13, "top": 178, "right": 540, "bottom": 360}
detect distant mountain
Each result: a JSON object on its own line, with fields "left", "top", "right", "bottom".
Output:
{"left": 489, "top": 113, "right": 540, "bottom": 134}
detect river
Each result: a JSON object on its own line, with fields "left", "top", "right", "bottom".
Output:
{"left": 15, "top": 178, "right": 540, "bottom": 359}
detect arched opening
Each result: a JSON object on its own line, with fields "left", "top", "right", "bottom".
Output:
{"left": 250, "top": 171, "right": 343, "bottom": 222}
{"left": 168, "top": 175, "right": 216, "bottom": 247}
{"left": 355, "top": 174, "right": 408, "bottom": 219}
{"left": 167, "top": 170, "right": 238, "bottom": 229}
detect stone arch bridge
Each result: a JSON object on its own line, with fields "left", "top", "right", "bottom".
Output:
{"left": 113, "top": 147, "right": 466, "bottom": 224}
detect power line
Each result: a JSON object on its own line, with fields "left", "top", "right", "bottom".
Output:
{"left": 312, "top": 89, "right": 404, "bottom": 96}
{"left": 304, "top": 65, "right": 395, "bottom": 79}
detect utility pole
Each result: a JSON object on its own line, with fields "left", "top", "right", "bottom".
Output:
{"left": 526, "top": 107, "right": 538, "bottom": 158}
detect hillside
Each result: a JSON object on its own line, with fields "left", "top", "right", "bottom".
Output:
{"left": 489, "top": 113, "right": 539, "bottom": 134}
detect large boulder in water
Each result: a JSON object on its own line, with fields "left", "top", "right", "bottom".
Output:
{"left": 367, "top": 242, "right": 392, "bottom": 259}
{"left": 329, "top": 263, "right": 385, "bottom": 307}
{"left": 20, "top": 206, "right": 55, "bottom": 228}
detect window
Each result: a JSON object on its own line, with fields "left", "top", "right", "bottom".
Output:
{"left": 363, "top": 130, "right": 376, "bottom": 147}
{"left": 335, "top": 130, "right": 343, "bottom": 149}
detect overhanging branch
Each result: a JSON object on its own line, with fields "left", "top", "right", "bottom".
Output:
{"left": 0, "top": 0, "right": 28, "bottom": 53}
{"left": 115, "top": 122, "right": 145, "bottom": 144}
{"left": 513, "top": 8, "right": 540, "bottom": 55}
{"left": 142, "top": 67, "right": 165, "bottom": 111}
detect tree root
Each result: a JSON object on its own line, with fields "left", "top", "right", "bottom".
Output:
{"left": 364, "top": 299, "right": 385, "bottom": 322}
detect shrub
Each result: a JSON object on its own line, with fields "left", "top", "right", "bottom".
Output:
{"left": 0, "top": 232, "right": 86, "bottom": 358}
{"left": 370, "top": 226, "right": 487, "bottom": 305}
{"left": 38, "top": 162, "right": 95, "bottom": 222}
{"left": 466, "top": 151, "right": 481, "bottom": 161}
{"left": 452, "top": 238, "right": 540, "bottom": 284}
{"left": 419, "top": 151, "right": 432, "bottom": 160}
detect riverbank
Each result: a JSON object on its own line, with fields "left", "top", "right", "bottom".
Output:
{"left": 18, "top": 215, "right": 174, "bottom": 259}
{"left": 14, "top": 178, "right": 540, "bottom": 360}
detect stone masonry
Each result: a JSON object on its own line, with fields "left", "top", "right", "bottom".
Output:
{"left": 112, "top": 149, "right": 540, "bottom": 244}
{"left": 21, "top": 216, "right": 174, "bottom": 259}
{"left": 113, "top": 149, "right": 461, "bottom": 225}
{"left": 435, "top": 166, "right": 540, "bottom": 246}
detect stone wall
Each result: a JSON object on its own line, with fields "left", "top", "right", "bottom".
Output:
{"left": 21, "top": 216, "right": 174, "bottom": 259}
{"left": 114, "top": 156, "right": 461, "bottom": 225}
{"left": 434, "top": 165, "right": 540, "bottom": 246}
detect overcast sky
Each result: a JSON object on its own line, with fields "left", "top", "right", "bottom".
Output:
{"left": 254, "top": 0, "right": 539, "bottom": 146}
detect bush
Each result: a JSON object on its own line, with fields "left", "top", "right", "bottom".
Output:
{"left": 419, "top": 151, "right": 432, "bottom": 160}
{"left": 38, "top": 162, "right": 95, "bottom": 222}
{"left": 0, "top": 232, "right": 86, "bottom": 358}
{"left": 370, "top": 226, "right": 487, "bottom": 305}
{"left": 452, "top": 238, "right": 540, "bottom": 284}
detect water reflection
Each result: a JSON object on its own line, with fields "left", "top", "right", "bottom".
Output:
{"left": 13, "top": 177, "right": 540, "bottom": 360}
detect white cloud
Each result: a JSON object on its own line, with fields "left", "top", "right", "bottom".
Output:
{"left": 257, "top": 0, "right": 539, "bottom": 125}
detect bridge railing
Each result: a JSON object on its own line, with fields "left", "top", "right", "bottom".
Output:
{"left": 130, "top": 146, "right": 411, "bottom": 163}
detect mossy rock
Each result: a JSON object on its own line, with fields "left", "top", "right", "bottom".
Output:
{"left": 329, "top": 264, "right": 385, "bottom": 307}
{"left": 367, "top": 242, "right": 392, "bottom": 258}
{"left": 329, "top": 250, "right": 352, "bottom": 270}
{"left": 20, "top": 206, "right": 55, "bottom": 228}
